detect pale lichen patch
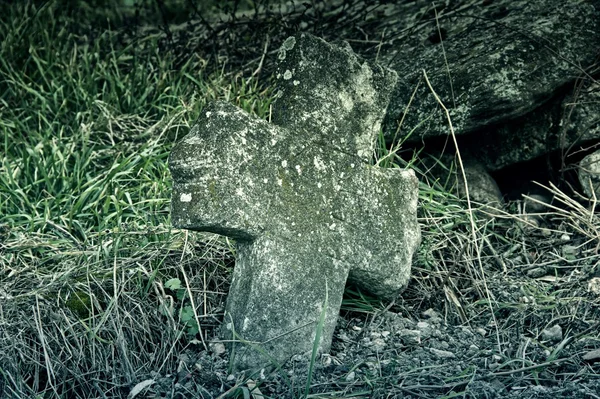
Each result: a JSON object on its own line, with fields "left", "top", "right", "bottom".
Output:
{"left": 313, "top": 156, "right": 326, "bottom": 171}
{"left": 338, "top": 91, "right": 354, "bottom": 112}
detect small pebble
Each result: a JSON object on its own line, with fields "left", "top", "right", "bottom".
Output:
{"left": 541, "top": 324, "right": 562, "bottom": 342}
{"left": 416, "top": 322, "right": 433, "bottom": 338}
{"left": 422, "top": 308, "right": 442, "bottom": 323}
{"left": 372, "top": 338, "right": 386, "bottom": 350}
{"left": 417, "top": 321, "right": 430, "bottom": 330}
{"left": 345, "top": 371, "right": 356, "bottom": 382}
{"left": 526, "top": 267, "right": 546, "bottom": 278}
{"left": 209, "top": 342, "right": 226, "bottom": 355}
{"left": 582, "top": 349, "right": 600, "bottom": 363}
{"left": 588, "top": 277, "right": 600, "bottom": 294}
{"left": 429, "top": 348, "right": 455, "bottom": 359}
{"left": 562, "top": 245, "right": 579, "bottom": 257}
{"left": 541, "top": 228, "right": 552, "bottom": 237}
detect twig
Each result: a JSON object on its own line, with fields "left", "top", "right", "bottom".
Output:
{"left": 249, "top": 34, "right": 270, "bottom": 81}
{"left": 33, "top": 296, "right": 59, "bottom": 398}
{"left": 180, "top": 230, "right": 208, "bottom": 351}
{"left": 433, "top": 2, "right": 455, "bottom": 108}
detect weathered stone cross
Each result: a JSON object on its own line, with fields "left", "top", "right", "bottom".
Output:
{"left": 169, "top": 33, "right": 420, "bottom": 370}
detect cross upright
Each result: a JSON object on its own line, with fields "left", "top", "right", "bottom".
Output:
{"left": 169, "top": 33, "right": 420, "bottom": 371}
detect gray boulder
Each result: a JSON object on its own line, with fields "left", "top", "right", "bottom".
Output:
{"left": 379, "top": 0, "right": 600, "bottom": 143}
{"left": 372, "top": 0, "right": 599, "bottom": 198}
{"left": 169, "top": 33, "right": 420, "bottom": 371}
{"left": 459, "top": 79, "right": 600, "bottom": 172}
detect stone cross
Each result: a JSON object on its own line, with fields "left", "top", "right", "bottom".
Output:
{"left": 169, "top": 33, "right": 420, "bottom": 371}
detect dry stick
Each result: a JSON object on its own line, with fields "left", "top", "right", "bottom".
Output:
{"left": 93, "top": 382, "right": 109, "bottom": 399}
{"left": 109, "top": 316, "right": 134, "bottom": 385}
{"left": 249, "top": 33, "right": 270, "bottom": 82}
{"left": 158, "top": 327, "right": 187, "bottom": 375}
{"left": 433, "top": 2, "right": 456, "bottom": 108}
{"left": 498, "top": 322, "right": 600, "bottom": 381}
{"left": 33, "top": 296, "right": 59, "bottom": 398}
{"left": 180, "top": 230, "right": 208, "bottom": 351}
{"left": 377, "top": 77, "right": 422, "bottom": 167}
{"left": 112, "top": 249, "right": 135, "bottom": 384}
{"left": 537, "top": 181, "right": 600, "bottom": 249}
{"left": 401, "top": 380, "right": 470, "bottom": 391}
{"left": 203, "top": 268, "right": 207, "bottom": 320}
{"left": 421, "top": 69, "right": 502, "bottom": 354}
{"left": 489, "top": 358, "right": 569, "bottom": 377}
{"left": 483, "top": 234, "right": 507, "bottom": 273}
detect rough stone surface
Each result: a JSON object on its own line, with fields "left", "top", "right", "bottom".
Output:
{"left": 374, "top": 1, "right": 600, "bottom": 188}
{"left": 459, "top": 80, "right": 600, "bottom": 171}
{"left": 562, "top": 80, "right": 600, "bottom": 148}
{"left": 370, "top": 0, "right": 600, "bottom": 196}
{"left": 458, "top": 159, "right": 503, "bottom": 209}
{"left": 169, "top": 33, "right": 420, "bottom": 371}
{"left": 578, "top": 150, "right": 600, "bottom": 198}
{"left": 378, "top": 0, "right": 600, "bottom": 142}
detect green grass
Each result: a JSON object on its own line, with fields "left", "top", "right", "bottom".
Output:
{"left": 0, "top": 2, "right": 274, "bottom": 397}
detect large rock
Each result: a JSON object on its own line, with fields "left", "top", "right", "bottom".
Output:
{"left": 370, "top": 0, "right": 599, "bottom": 193}
{"left": 169, "top": 33, "right": 420, "bottom": 371}
{"left": 378, "top": 0, "right": 600, "bottom": 142}
{"left": 457, "top": 79, "right": 600, "bottom": 171}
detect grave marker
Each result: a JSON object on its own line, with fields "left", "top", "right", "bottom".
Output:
{"left": 169, "top": 33, "right": 420, "bottom": 370}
